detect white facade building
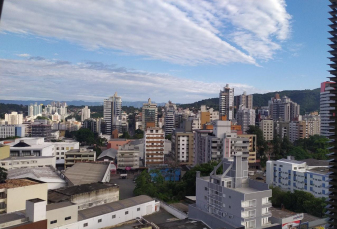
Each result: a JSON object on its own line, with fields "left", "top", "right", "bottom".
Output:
{"left": 320, "top": 81, "right": 334, "bottom": 137}
{"left": 5, "top": 138, "right": 54, "bottom": 157}
{"left": 0, "top": 156, "right": 56, "bottom": 170}
{"left": 219, "top": 84, "right": 234, "bottom": 120}
{"left": 53, "top": 140, "right": 80, "bottom": 165}
{"left": 5, "top": 112, "right": 23, "bottom": 125}
{"left": 266, "top": 157, "right": 329, "bottom": 198}
{"left": 28, "top": 103, "right": 42, "bottom": 117}
{"left": 0, "top": 125, "right": 15, "bottom": 138}
{"left": 236, "top": 105, "right": 255, "bottom": 134}
{"left": 81, "top": 106, "right": 91, "bottom": 122}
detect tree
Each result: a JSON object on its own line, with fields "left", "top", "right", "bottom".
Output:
{"left": 165, "top": 134, "right": 172, "bottom": 141}
{"left": 134, "top": 129, "right": 144, "bottom": 139}
{"left": 75, "top": 128, "right": 95, "bottom": 145}
{"left": 119, "top": 132, "right": 131, "bottom": 139}
{"left": 288, "top": 146, "right": 311, "bottom": 160}
{"left": 36, "top": 116, "right": 49, "bottom": 120}
{"left": 0, "top": 167, "right": 7, "bottom": 183}
{"left": 272, "top": 136, "right": 282, "bottom": 159}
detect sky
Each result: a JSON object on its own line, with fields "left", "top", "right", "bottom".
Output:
{"left": 0, "top": 0, "right": 331, "bottom": 103}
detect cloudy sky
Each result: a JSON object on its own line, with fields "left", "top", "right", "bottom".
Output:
{"left": 0, "top": 0, "right": 330, "bottom": 103}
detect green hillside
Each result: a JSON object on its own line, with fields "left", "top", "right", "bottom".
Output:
{"left": 180, "top": 88, "right": 320, "bottom": 115}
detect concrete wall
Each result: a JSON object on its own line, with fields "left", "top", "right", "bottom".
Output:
{"left": 160, "top": 201, "right": 187, "bottom": 219}
{"left": 71, "top": 186, "right": 119, "bottom": 210}
{"left": 0, "top": 157, "right": 56, "bottom": 170}
{"left": 47, "top": 204, "right": 78, "bottom": 229}
{"left": 7, "top": 182, "right": 48, "bottom": 213}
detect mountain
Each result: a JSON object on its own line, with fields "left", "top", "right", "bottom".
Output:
{"left": 180, "top": 88, "right": 320, "bottom": 114}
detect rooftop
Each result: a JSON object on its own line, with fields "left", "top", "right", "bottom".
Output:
{"left": 270, "top": 207, "right": 319, "bottom": 222}
{"left": 1, "top": 156, "right": 54, "bottom": 161}
{"left": 277, "top": 159, "right": 305, "bottom": 165}
{"left": 97, "top": 148, "right": 117, "bottom": 160}
{"left": 46, "top": 201, "right": 74, "bottom": 211}
{"left": 7, "top": 166, "right": 63, "bottom": 181}
{"left": 65, "top": 149, "right": 95, "bottom": 154}
{"left": 301, "top": 159, "right": 329, "bottom": 167}
{"left": 48, "top": 182, "right": 118, "bottom": 202}
{"left": 0, "top": 178, "right": 42, "bottom": 189}
{"left": 64, "top": 163, "right": 109, "bottom": 186}
{"left": 307, "top": 167, "right": 329, "bottom": 175}
{"left": 28, "top": 198, "right": 45, "bottom": 203}
{"left": 78, "top": 195, "right": 153, "bottom": 220}
{"left": 0, "top": 212, "right": 26, "bottom": 224}
{"left": 157, "top": 219, "right": 211, "bottom": 229}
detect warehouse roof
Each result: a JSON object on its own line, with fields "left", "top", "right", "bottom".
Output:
{"left": 64, "top": 163, "right": 109, "bottom": 186}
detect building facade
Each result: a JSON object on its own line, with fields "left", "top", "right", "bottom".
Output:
{"left": 236, "top": 105, "right": 255, "bottom": 134}
{"left": 171, "top": 129, "right": 194, "bottom": 165}
{"left": 268, "top": 94, "right": 300, "bottom": 122}
{"left": 116, "top": 144, "right": 140, "bottom": 170}
{"left": 103, "top": 92, "right": 122, "bottom": 135}
{"left": 31, "top": 120, "right": 52, "bottom": 140}
{"left": 259, "top": 119, "right": 274, "bottom": 141}
{"left": 164, "top": 101, "right": 176, "bottom": 136}
{"left": 81, "top": 106, "right": 91, "bottom": 122}
{"left": 142, "top": 98, "right": 158, "bottom": 131}
{"left": 234, "top": 92, "right": 253, "bottom": 110}
{"left": 219, "top": 84, "right": 234, "bottom": 121}
{"left": 64, "top": 148, "right": 96, "bottom": 169}
{"left": 144, "top": 127, "right": 165, "bottom": 167}
{"left": 4, "top": 112, "right": 23, "bottom": 125}
{"left": 320, "top": 81, "right": 334, "bottom": 137}
{"left": 0, "top": 156, "right": 56, "bottom": 170}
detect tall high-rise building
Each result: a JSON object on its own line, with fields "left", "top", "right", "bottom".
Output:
{"left": 164, "top": 101, "right": 176, "bottom": 136}
{"left": 234, "top": 91, "right": 253, "bottom": 110}
{"left": 268, "top": 94, "right": 300, "bottom": 122}
{"left": 219, "top": 84, "right": 234, "bottom": 121}
{"left": 81, "top": 106, "right": 91, "bottom": 122}
{"left": 103, "top": 92, "right": 122, "bottom": 135}
{"left": 328, "top": 3, "right": 337, "bottom": 227}
{"left": 144, "top": 127, "right": 165, "bottom": 167}
{"left": 141, "top": 98, "right": 158, "bottom": 131}
{"left": 320, "top": 81, "right": 334, "bottom": 136}
{"left": 236, "top": 105, "right": 255, "bottom": 134}
{"left": 4, "top": 112, "right": 23, "bottom": 125}
{"left": 28, "top": 103, "right": 42, "bottom": 117}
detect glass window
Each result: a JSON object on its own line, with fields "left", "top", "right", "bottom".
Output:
{"left": 50, "top": 220, "right": 57, "bottom": 224}
{"left": 83, "top": 223, "right": 88, "bottom": 227}
{"left": 65, "top": 216, "right": 71, "bottom": 220}
{"left": 112, "top": 215, "right": 116, "bottom": 219}
{"left": 98, "top": 219, "right": 102, "bottom": 223}
{"left": 125, "top": 211, "right": 129, "bottom": 215}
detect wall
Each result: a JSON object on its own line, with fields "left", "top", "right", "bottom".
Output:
{"left": 7, "top": 182, "right": 48, "bottom": 213}
{"left": 0, "top": 145, "right": 10, "bottom": 160}
{"left": 0, "top": 157, "right": 56, "bottom": 170}
{"left": 11, "top": 220, "right": 48, "bottom": 229}
{"left": 160, "top": 201, "right": 187, "bottom": 219}
{"left": 46, "top": 204, "right": 78, "bottom": 229}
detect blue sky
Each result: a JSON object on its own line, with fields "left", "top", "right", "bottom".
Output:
{"left": 0, "top": 0, "right": 331, "bottom": 103}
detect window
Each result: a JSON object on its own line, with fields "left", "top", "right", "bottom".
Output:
{"left": 227, "top": 181, "right": 231, "bottom": 188}
{"left": 205, "top": 187, "right": 208, "bottom": 191}
{"left": 137, "top": 208, "right": 140, "bottom": 211}
{"left": 50, "top": 220, "right": 57, "bottom": 224}
{"left": 98, "top": 219, "right": 102, "bottom": 223}
{"left": 125, "top": 211, "right": 129, "bottom": 215}
{"left": 112, "top": 215, "right": 116, "bottom": 219}
{"left": 65, "top": 216, "right": 71, "bottom": 220}
{"left": 83, "top": 223, "right": 88, "bottom": 227}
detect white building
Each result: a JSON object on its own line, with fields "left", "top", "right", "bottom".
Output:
{"left": 320, "top": 81, "right": 334, "bottom": 137}
{"left": 117, "top": 144, "right": 140, "bottom": 170}
{"left": 0, "top": 156, "right": 56, "bottom": 170}
{"left": 104, "top": 92, "right": 122, "bottom": 134}
{"left": 0, "top": 125, "right": 15, "bottom": 138}
{"left": 302, "top": 114, "right": 320, "bottom": 136}
{"left": 259, "top": 119, "right": 274, "bottom": 141}
{"left": 268, "top": 94, "right": 300, "bottom": 122}
{"left": 81, "top": 106, "right": 91, "bottom": 122}
{"left": 53, "top": 140, "right": 80, "bottom": 165}
{"left": 51, "top": 112, "right": 61, "bottom": 122}
{"left": 266, "top": 157, "right": 329, "bottom": 198}
{"left": 28, "top": 103, "right": 42, "bottom": 117}
{"left": 5, "top": 138, "right": 54, "bottom": 157}
{"left": 5, "top": 112, "right": 23, "bottom": 125}
{"left": 219, "top": 84, "right": 234, "bottom": 120}
{"left": 236, "top": 105, "right": 255, "bottom": 134}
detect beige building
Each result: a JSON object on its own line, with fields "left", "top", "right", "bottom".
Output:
{"left": 0, "top": 156, "right": 56, "bottom": 170}
{"left": 171, "top": 129, "right": 194, "bottom": 165}
{"left": 5, "top": 112, "right": 23, "bottom": 125}
{"left": 141, "top": 98, "right": 158, "bottom": 130}
{"left": 0, "top": 178, "right": 48, "bottom": 214}
{"left": 117, "top": 144, "right": 140, "bottom": 170}
{"left": 238, "top": 134, "right": 257, "bottom": 164}
{"left": 0, "top": 144, "right": 10, "bottom": 160}
{"left": 46, "top": 201, "right": 78, "bottom": 229}
{"left": 64, "top": 148, "right": 96, "bottom": 169}
{"left": 144, "top": 127, "right": 165, "bottom": 167}
{"left": 260, "top": 119, "right": 274, "bottom": 141}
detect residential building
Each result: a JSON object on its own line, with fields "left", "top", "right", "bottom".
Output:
{"left": 320, "top": 81, "right": 334, "bottom": 137}
{"left": 171, "top": 129, "right": 194, "bottom": 165}
{"left": 64, "top": 148, "right": 96, "bottom": 169}
{"left": 238, "top": 134, "right": 257, "bottom": 164}
{"left": 117, "top": 144, "right": 140, "bottom": 170}
{"left": 51, "top": 112, "right": 61, "bottom": 122}
{"left": 164, "top": 101, "right": 176, "bottom": 136}
{"left": 194, "top": 129, "right": 213, "bottom": 165}
{"left": 22, "top": 120, "right": 32, "bottom": 137}
{"left": 53, "top": 140, "right": 80, "bottom": 166}
{"left": 28, "top": 102, "right": 42, "bottom": 117}
{"left": 266, "top": 157, "right": 329, "bottom": 198}
{"left": 189, "top": 152, "right": 273, "bottom": 229}
{"left": 0, "top": 144, "right": 10, "bottom": 160}
{"left": 268, "top": 94, "right": 300, "bottom": 122}
{"left": 31, "top": 119, "right": 52, "bottom": 140}
{"left": 234, "top": 91, "right": 253, "bottom": 110}
{"left": 63, "top": 162, "right": 112, "bottom": 186}
{"left": 302, "top": 113, "right": 320, "bottom": 136}
{"left": 0, "top": 156, "right": 56, "bottom": 170}
{"left": 82, "top": 118, "right": 102, "bottom": 134}
{"left": 4, "top": 112, "right": 23, "bottom": 125}
{"left": 142, "top": 98, "right": 158, "bottom": 130}
{"left": 259, "top": 119, "right": 274, "bottom": 141}
{"left": 0, "top": 125, "right": 26, "bottom": 138}
{"left": 107, "top": 139, "right": 131, "bottom": 150}
{"left": 7, "top": 167, "right": 66, "bottom": 190}
{"left": 0, "top": 178, "right": 48, "bottom": 213}
{"left": 144, "top": 127, "right": 165, "bottom": 166}
{"left": 5, "top": 138, "right": 54, "bottom": 157}
{"left": 81, "top": 106, "right": 91, "bottom": 121}
{"left": 274, "top": 121, "right": 290, "bottom": 139}
{"left": 219, "top": 84, "right": 234, "bottom": 120}
{"left": 236, "top": 105, "right": 255, "bottom": 134}
{"left": 48, "top": 183, "right": 119, "bottom": 210}
{"left": 103, "top": 92, "right": 122, "bottom": 135}
{"left": 289, "top": 120, "right": 307, "bottom": 143}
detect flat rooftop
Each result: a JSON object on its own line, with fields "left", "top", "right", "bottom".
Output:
{"left": 0, "top": 212, "right": 26, "bottom": 224}
{"left": 28, "top": 198, "right": 45, "bottom": 203}
{"left": 157, "top": 219, "right": 211, "bottom": 229}
{"left": 278, "top": 159, "right": 305, "bottom": 164}
{"left": 64, "top": 163, "right": 109, "bottom": 186}
{"left": 0, "top": 178, "right": 42, "bottom": 189}
{"left": 46, "top": 201, "right": 74, "bottom": 211}
{"left": 8, "top": 167, "right": 62, "bottom": 180}
{"left": 270, "top": 207, "right": 320, "bottom": 222}
{"left": 78, "top": 195, "right": 153, "bottom": 220}
{"left": 1, "top": 156, "right": 54, "bottom": 161}
{"left": 48, "top": 182, "right": 118, "bottom": 202}
{"left": 301, "top": 159, "right": 329, "bottom": 167}
{"left": 307, "top": 167, "right": 329, "bottom": 175}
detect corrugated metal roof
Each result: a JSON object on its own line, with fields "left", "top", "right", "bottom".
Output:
{"left": 64, "top": 163, "right": 109, "bottom": 186}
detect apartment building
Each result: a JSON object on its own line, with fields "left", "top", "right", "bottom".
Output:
{"left": 302, "top": 114, "right": 320, "bottom": 136}
{"left": 31, "top": 119, "right": 52, "bottom": 140}
{"left": 194, "top": 129, "right": 213, "bottom": 165}
{"left": 0, "top": 178, "right": 48, "bottom": 214}
{"left": 234, "top": 91, "right": 253, "bottom": 110}
{"left": 82, "top": 118, "right": 102, "bottom": 134}
{"left": 268, "top": 94, "right": 300, "bottom": 122}
{"left": 259, "top": 119, "right": 274, "bottom": 141}
{"left": 103, "top": 92, "right": 122, "bottom": 135}
{"left": 53, "top": 140, "right": 80, "bottom": 165}
{"left": 81, "top": 106, "right": 91, "bottom": 122}
{"left": 0, "top": 156, "right": 56, "bottom": 170}
{"left": 274, "top": 121, "right": 290, "bottom": 139}
{"left": 189, "top": 153, "right": 273, "bottom": 229}
{"left": 289, "top": 121, "right": 307, "bottom": 143}
{"left": 64, "top": 148, "right": 96, "bottom": 169}
{"left": 236, "top": 105, "right": 255, "bottom": 134}
{"left": 238, "top": 134, "right": 257, "bottom": 164}
{"left": 144, "top": 127, "right": 165, "bottom": 167}
{"left": 4, "top": 112, "right": 23, "bottom": 125}
{"left": 266, "top": 157, "right": 329, "bottom": 198}
{"left": 219, "top": 84, "right": 234, "bottom": 120}
{"left": 320, "top": 81, "right": 334, "bottom": 137}
{"left": 164, "top": 101, "right": 176, "bottom": 136}
{"left": 171, "top": 129, "right": 194, "bottom": 165}
{"left": 116, "top": 144, "right": 140, "bottom": 170}
{"left": 142, "top": 98, "right": 158, "bottom": 131}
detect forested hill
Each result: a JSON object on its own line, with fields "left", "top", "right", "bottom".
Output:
{"left": 180, "top": 88, "right": 320, "bottom": 114}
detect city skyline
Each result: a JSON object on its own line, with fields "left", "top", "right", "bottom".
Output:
{"left": 0, "top": 0, "right": 329, "bottom": 103}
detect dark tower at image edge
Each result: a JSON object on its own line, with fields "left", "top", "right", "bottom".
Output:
{"left": 328, "top": 0, "right": 337, "bottom": 228}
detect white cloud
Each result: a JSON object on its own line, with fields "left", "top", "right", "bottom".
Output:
{"left": 0, "top": 58, "right": 265, "bottom": 102}
{"left": 2, "top": 0, "right": 291, "bottom": 65}
{"left": 16, "top": 53, "right": 30, "bottom": 57}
